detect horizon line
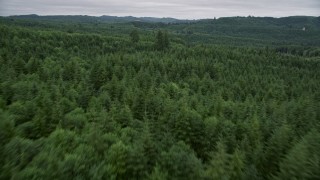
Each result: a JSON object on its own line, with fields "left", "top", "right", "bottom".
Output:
{"left": 1, "top": 14, "right": 319, "bottom": 21}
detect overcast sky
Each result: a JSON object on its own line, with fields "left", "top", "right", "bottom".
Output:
{"left": 0, "top": 0, "right": 319, "bottom": 19}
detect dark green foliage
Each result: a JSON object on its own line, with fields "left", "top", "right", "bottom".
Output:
{"left": 274, "top": 130, "right": 320, "bottom": 179}
{"left": 159, "top": 141, "right": 203, "bottom": 179}
{"left": 130, "top": 30, "right": 140, "bottom": 43}
{"left": 0, "top": 16, "right": 319, "bottom": 179}
{"left": 205, "top": 142, "right": 245, "bottom": 179}
{"left": 155, "top": 30, "right": 170, "bottom": 50}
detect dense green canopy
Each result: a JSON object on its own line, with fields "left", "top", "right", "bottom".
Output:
{"left": 0, "top": 16, "right": 319, "bottom": 179}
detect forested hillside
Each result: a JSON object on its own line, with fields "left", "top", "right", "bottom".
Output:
{"left": 0, "top": 16, "right": 320, "bottom": 179}
{"left": 3, "top": 15, "right": 320, "bottom": 47}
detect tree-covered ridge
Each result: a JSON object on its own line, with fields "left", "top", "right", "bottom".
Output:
{"left": 7, "top": 14, "right": 185, "bottom": 24}
{"left": 2, "top": 15, "right": 320, "bottom": 47}
{"left": 166, "top": 16, "right": 320, "bottom": 46}
{"left": 0, "top": 18, "right": 320, "bottom": 179}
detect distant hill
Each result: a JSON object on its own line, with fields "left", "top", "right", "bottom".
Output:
{"left": 7, "top": 14, "right": 188, "bottom": 24}
{"left": 196, "top": 16, "right": 320, "bottom": 30}
{"left": 2, "top": 15, "right": 320, "bottom": 46}
{"left": 6, "top": 14, "right": 320, "bottom": 26}
{"left": 162, "top": 16, "right": 320, "bottom": 46}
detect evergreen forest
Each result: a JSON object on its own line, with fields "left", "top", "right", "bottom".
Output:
{"left": 0, "top": 15, "right": 320, "bottom": 179}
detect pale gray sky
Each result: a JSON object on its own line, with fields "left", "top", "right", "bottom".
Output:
{"left": 0, "top": 0, "right": 319, "bottom": 19}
